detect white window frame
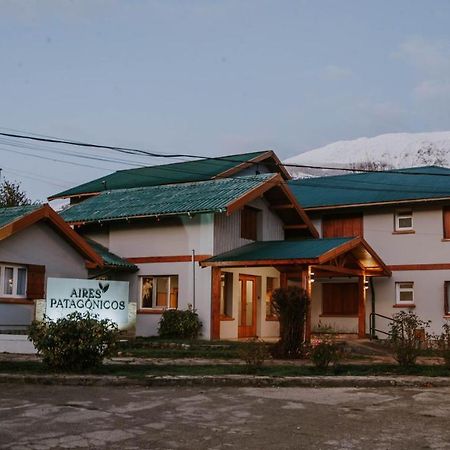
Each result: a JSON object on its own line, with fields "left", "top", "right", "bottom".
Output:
{"left": 395, "top": 282, "right": 414, "bottom": 305}
{"left": 140, "top": 275, "right": 178, "bottom": 310}
{"left": 395, "top": 209, "right": 414, "bottom": 231}
{"left": 0, "top": 264, "right": 27, "bottom": 298}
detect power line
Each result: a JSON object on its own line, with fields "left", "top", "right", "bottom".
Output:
{"left": 1, "top": 129, "right": 449, "bottom": 177}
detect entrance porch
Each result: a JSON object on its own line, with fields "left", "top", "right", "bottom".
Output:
{"left": 201, "top": 237, "right": 391, "bottom": 341}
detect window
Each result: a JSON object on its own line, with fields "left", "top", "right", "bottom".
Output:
{"left": 265, "top": 277, "right": 279, "bottom": 318}
{"left": 0, "top": 265, "right": 27, "bottom": 298}
{"left": 396, "top": 282, "right": 414, "bottom": 304}
{"left": 322, "top": 283, "right": 358, "bottom": 316}
{"left": 241, "top": 206, "right": 259, "bottom": 241}
{"left": 395, "top": 210, "right": 413, "bottom": 231}
{"left": 443, "top": 207, "right": 450, "bottom": 239}
{"left": 141, "top": 276, "right": 178, "bottom": 309}
{"left": 220, "top": 272, "right": 233, "bottom": 318}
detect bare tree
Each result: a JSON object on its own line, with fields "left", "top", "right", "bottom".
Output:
{"left": 0, "top": 179, "right": 33, "bottom": 207}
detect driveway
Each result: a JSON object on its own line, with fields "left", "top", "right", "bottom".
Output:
{"left": 1, "top": 384, "right": 449, "bottom": 449}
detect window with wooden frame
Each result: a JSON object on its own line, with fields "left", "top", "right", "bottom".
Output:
{"left": 265, "top": 276, "right": 279, "bottom": 319}
{"left": 444, "top": 282, "right": 450, "bottom": 315}
{"left": 395, "top": 282, "right": 414, "bottom": 305}
{"left": 443, "top": 207, "right": 450, "bottom": 240}
{"left": 0, "top": 264, "right": 27, "bottom": 298}
{"left": 241, "top": 206, "right": 259, "bottom": 241}
{"left": 322, "top": 283, "right": 358, "bottom": 316}
{"left": 140, "top": 275, "right": 178, "bottom": 309}
{"left": 394, "top": 209, "right": 413, "bottom": 232}
{"left": 220, "top": 272, "right": 233, "bottom": 318}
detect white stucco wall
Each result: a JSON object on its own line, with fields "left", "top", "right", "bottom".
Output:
{"left": 311, "top": 205, "right": 450, "bottom": 336}
{"left": 220, "top": 267, "right": 281, "bottom": 340}
{"left": 101, "top": 214, "right": 215, "bottom": 338}
{"left": 0, "top": 222, "right": 89, "bottom": 329}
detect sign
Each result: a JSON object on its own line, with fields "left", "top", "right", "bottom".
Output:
{"left": 46, "top": 278, "right": 129, "bottom": 325}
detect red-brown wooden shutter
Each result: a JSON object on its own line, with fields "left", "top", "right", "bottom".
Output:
{"left": 322, "top": 214, "right": 363, "bottom": 238}
{"left": 241, "top": 207, "right": 258, "bottom": 240}
{"left": 443, "top": 207, "right": 450, "bottom": 239}
{"left": 26, "top": 265, "right": 46, "bottom": 299}
{"left": 322, "top": 283, "right": 358, "bottom": 315}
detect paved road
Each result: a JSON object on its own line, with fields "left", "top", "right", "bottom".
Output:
{"left": 1, "top": 384, "right": 450, "bottom": 449}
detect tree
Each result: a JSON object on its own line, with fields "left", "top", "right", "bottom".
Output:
{"left": 271, "top": 286, "right": 310, "bottom": 358}
{"left": 0, "top": 179, "right": 32, "bottom": 207}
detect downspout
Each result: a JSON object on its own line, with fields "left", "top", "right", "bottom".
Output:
{"left": 192, "top": 249, "right": 196, "bottom": 310}
{"left": 370, "top": 277, "right": 376, "bottom": 339}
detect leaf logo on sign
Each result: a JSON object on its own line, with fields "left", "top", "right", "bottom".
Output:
{"left": 99, "top": 282, "right": 110, "bottom": 293}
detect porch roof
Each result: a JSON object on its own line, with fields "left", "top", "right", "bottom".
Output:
{"left": 201, "top": 237, "right": 391, "bottom": 276}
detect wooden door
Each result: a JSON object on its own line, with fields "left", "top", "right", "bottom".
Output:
{"left": 238, "top": 275, "right": 257, "bottom": 338}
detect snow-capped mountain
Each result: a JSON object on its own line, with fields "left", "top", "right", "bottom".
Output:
{"left": 284, "top": 132, "right": 450, "bottom": 178}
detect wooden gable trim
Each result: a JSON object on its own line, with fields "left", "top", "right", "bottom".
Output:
{"left": 317, "top": 237, "right": 391, "bottom": 276}
{"left": 225, "top": 174, "right": 319, "bottom": 238}
{"left": 0, "top": 204, "right": 103, "bottom": 268}
{"left": 277, "top": 180, "right": 319, "bottom": 238}
{"left": 214, "top": 151, "right": 291, "bottom": 181}
{"left": 226, "top": 173, "right": 282, "bottom": 215}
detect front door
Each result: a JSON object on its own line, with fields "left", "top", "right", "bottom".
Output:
{"left": 238, "top": 275, "right": 257, "bottom": 338}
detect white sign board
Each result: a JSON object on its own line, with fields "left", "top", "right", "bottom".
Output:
{"left": 46, "top": 278, "right": 129, "bottom": 325}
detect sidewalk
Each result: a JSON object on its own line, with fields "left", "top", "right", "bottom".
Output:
{"left": 0, "top": 352, "right": 449, "bottom": 388}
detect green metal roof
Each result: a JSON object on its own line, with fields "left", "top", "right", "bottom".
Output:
{"left": 204, "top": 238, "right": 353, "bottom": 263}
{"left": 84, "top": 238, "right": 138, "bottom": 271}
{"left": 50, "top": 151, "right": 269, "bottom": 199}
{"left": 61, "top": 174, "right": 274, "bottom": 224}
{"left": 0, "top": 204, "right": 41, "bottom": 228}
{"left": 289, "top": 166, "right": 450, "bottom": 209}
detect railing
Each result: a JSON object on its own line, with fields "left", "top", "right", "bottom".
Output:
{"left": 369, "top": 313, "right": 400, "bottom": 339}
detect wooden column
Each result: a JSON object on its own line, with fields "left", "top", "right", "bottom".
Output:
{"left": 210, "top": 267, "right": 221, "bottom": 340}
{"left": 302, "top": 267, "right": 312, "bottom": 343}
{"left": 358, "top": 275, "right": 366, "bottom": 338}
{"left": 280, "top": 272, "right": 287, "bottom": 289}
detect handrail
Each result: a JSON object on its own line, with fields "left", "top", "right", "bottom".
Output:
{"left": 369, "top": 312, "right": 400, "bottom": 339}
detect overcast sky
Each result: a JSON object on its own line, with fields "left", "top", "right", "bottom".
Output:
{"left": 2, "top": 0, "right": 450, "bottom": 201}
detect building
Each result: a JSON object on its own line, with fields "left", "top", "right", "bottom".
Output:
{"left": 289, "top": 166, "right": 450, "bottom": 336}
{"left": 52, "top": 151, "right": 390, "bottom": 340}
{"left": 0, "top": 203, "right": 135, "bottom": 333}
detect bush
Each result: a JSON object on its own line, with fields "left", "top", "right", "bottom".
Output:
{"left": 28, "top": 312, "right": 119, "bottom": 371}
{"left": 271, "top": 286, "right": 309, "bottom": 359}
{"left": 238, "top": 338, "right": 270, "bottom": 373}
{"left": 437, "top": 323, "right": 450, "bottom": 367}
{"left": 158, "top": 308, "right": 202, "bottom": 339}
{"left": 389, "top": 311, "right": 430, "bottom": 367}
{"left": 310, "top": 336, "right": 341, "bottom": 370}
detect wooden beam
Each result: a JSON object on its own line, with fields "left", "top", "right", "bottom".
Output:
{"left": 127, "top": 254, "right": 211, "bottom": 264}
{"left": 210, "top": 267, "right": 221, "bottom": 340}
{"left": 283, "top": 224, "right": 309, "bottom": 230}
{"left": 358, "top": 276, "right": 366, "bottom": 338}
{"left": 271, "top": 204, "right": 294, "bottom": 210}
{"left": 302, "top": 268, "right": 312, "bottom": 343}
{"left": 311, "top": 264, "right": 363, "bottom": 277}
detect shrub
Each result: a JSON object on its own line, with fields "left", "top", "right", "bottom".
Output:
{"left": 238, "top": 338, "right": 270, "bottom": 373}
{"left": 271, "top": 286, "right": 309, "bottom": 359}
{"left": 158, "top": 308, "right": 202, "bottom": 339}
{"left": 28, "top": 311, "right": 119, "bottom": 371}
{"left": 310, "top": 336, "right": 341, "bottom": 370}
{"left": 437, "top": 322, "right": 450, "bottom": 367}
{"left": 389, "top": 311, "right": 430, "bottom": 367}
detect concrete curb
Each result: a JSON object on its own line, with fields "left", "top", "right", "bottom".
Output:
{"left": 1, "top": 373, "right": 450, "bottom": 388}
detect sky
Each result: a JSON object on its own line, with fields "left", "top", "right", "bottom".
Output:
{"left": 2, "top": 0, "right": 450, "bottom": 201}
